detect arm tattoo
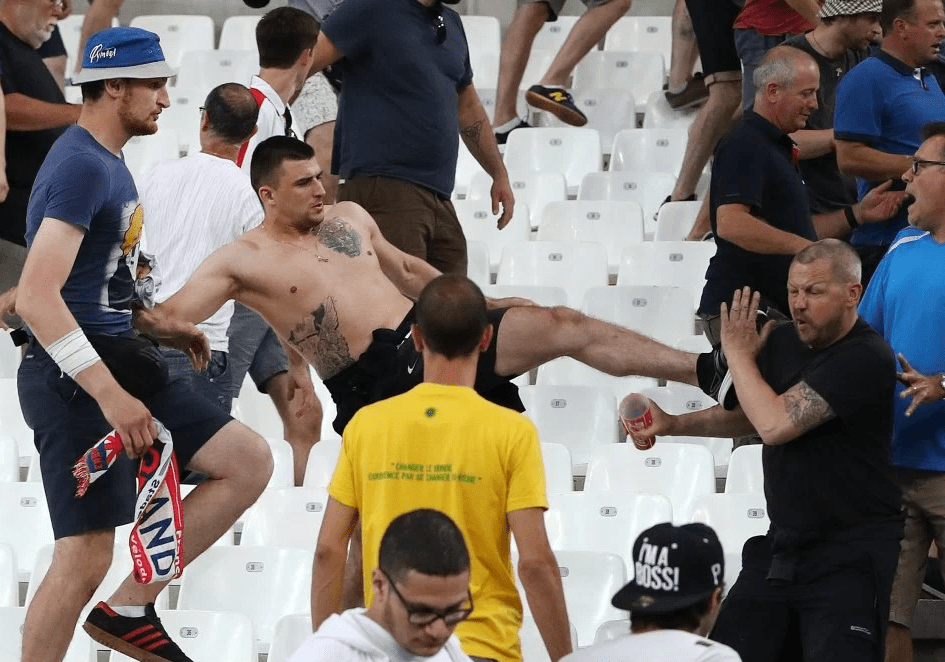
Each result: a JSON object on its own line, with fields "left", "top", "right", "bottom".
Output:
{"left": 783, "top": 381, "right": 835, "bottom": 432}
{"left": 317, "top": 218, "right": 362, "bottom": 258}
{"left": 460, "top": 119, "right": 484, "bottom": 147}
{"left": 287, "top": 297, "right": 355, "bottom": 378}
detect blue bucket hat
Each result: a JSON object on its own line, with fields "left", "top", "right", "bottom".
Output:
{"left": 71, "top": 26, "right": 176, "bottom": 85}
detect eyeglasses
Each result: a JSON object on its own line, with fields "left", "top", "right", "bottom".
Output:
{"left": 381, "top": 569, "right": 473, "bottom": 627}
{"left": 433, "top": 12, "right": 446, "bottom": 45}
{"left": 911, "top": 158, "right": 945, "bottom": 175}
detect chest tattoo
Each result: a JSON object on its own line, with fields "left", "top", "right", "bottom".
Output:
{"left": 317, "top": 218, "right": 362, "bottom": 258}
{"left": 287, "top": 297, "right": 355, "bottom": 377}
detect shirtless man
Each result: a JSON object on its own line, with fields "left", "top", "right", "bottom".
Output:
{"left": 148, "top": 136, "right": 710, "bottom": 433}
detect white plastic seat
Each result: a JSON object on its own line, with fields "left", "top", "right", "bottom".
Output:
{"left": 725, "top": 444, "right": 764, "bottom": 494}
{"left": 540, "top": 442, "right": 574, "bottom": 494}
{"left": 174, "top": 50, "right": 258, "bottom": 95}
{"left": 617, "top": 242, "right": 717, "bottom": 312}
{"left": 466, "top": 240, "right": 492, "bottom": 288}
{"left": 469, "top": 51, "right": 501, "bottom": 90}
{"left": 545, "top": 491, "right": 672, "bottom": 571}
{"left": 123, "top": 130, "right": 180, "bottom": 183}
{"left": 496, "top": 241, "right": 608, "bottom": 307}
{"left": 0, "top": 544, "right": 15, "bottom": 607}
{"left": 655, "top": 200, "right": 703, "bottom": 241}
{"left": 641, "top": 384, "right": 731, "bottom": 475}
{"left": 0, "top": 482, "right": 53, "bottom": 581}
{"left": 675, "top": 334, "right": 712, "bottom": 354}
{"left": 302, "top": 438, "right": 342, "bottom": 489}
{"left": 643, "top": 90, "right": 701, "bottom": 130}
{"left": 572, "top": 51, "right": 665, "bottom": 107}
{"left": 268, "top": 613, "right": 313, "bottom": 662}
{"left": 240, "top": 487, "right": 329, "bottom": 552}
{"left": 235, "top": 374, "right": 283, "bottom": 438}
{"left": 609, "top": 128, "right": 689, "bottom": 175}
{"left": 540, "top": 88, "right": 635, "bottom": 152}
{"left": 460, "top": 16, "right": 501, "bottom": 64}
{"left": 503, "top": 127, "right": 602, "bottom": 194}
{"left": 545, "top": 551, "right": 629, "bottom": 647}
{"left": 537, "top": 200, "right": 645, "bottom": 275}
{"left": 473, "top": 86, "right": 528, "bottom": 125}
{"left": 0, "top": 377, "right": 31, "bottom": 462}
{"left": 264, "top": 438, "right": 295, "bottom": 491}
{"left": 111, "top": 610, "right": 256, "bottom": 662}
{"left": 129, "top": 15, "right": 215, "bottom": 69}
{"left": 0, "top": 607, "right": 96, "bottom": 662}
{"left": 519, "top": 614, "right": 578, "bottom": 662}
{"left": 0, "top": 333, "right": 21, "bottom": 378}
{"left": 59, "top": 14, "right": 120, "bottom": 73}
{"left": 453, "top": 139, "right": 486, "bottom": 198}
{"left": 481, "top": 284, "right": 569, "bottom": 308}
{"left": 535, "top": 357, "right": 658, "bottom": 407}
{"left": 689, "top": 492, "right": 770, "bottom": 557}
{"left": 580, "top": 285, "right": 695, "bottom": 346}
{"left": 0, "top": 434, "right": 17, "bottom": 483}
{"left": 577, "top": 171, "right": 677, "bottom": 236}
{"left": 219, "top": 15, "right": 262, "bottom": 51}
{"left": 532, "top": 15, "right": 579, "bottom": 52}
{"left": 521, "top": 386, "right": 617, "bottom": 474}
{"left": 454, "top": 199, "right": 531, "bottom": 273}
{"left": 584, "top": 443, "right": 716, "bottom": 523}
{"left": 594, "top": 619, "right": 631, "bottom": 644}
{"left": 177, "top": 546, "right": 313, "bottom": 653}
{"left": 469, "top": 170, "right": 567, "bottom": 230}
{"left": 604, "top": 16, "right": 673, "bottom": 68}
{"left": 160, "top": 86, "right": 205, "bottom": 155}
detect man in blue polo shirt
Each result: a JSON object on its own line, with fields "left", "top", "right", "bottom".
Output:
{"left": 835, "top": 0, "right": 945, "bottom": 281}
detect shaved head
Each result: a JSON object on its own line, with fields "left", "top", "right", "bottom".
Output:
{"left": 793, "top": 238, "right": 862, "bottom": 284}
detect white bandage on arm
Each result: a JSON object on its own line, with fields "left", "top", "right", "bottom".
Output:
{"left": 46, "top": 328, "right": 102, "bottom": 379}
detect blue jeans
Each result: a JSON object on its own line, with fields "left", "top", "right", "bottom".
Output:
{"left": 158, "top": 347, "right": 232, "bottom": 415}
{"left": 733, "top": 29, "right": 798, "bottom": 110}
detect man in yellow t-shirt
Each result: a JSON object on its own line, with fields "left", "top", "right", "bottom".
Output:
{"left": 312, "top": 274, "right": 572, "bottom": 662}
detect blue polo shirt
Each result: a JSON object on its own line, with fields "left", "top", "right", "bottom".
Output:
{"left": 835, "top": 51, "right": 945, "bottom": 247}
{"left": 699, "top": 110, "right": 815, "bottom": 317}
{"left": 859, "top": 230, "right": 945, "bottom": 472}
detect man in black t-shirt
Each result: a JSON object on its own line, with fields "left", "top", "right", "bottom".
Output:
{"left": 632, "top": 239, "right": 902, "bottom": 662}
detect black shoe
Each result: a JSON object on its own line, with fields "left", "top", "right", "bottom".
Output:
{"left": 84, "top": 602, "right": 194, "bottom": 662}
{"left": 665, "top": 72, "right": 709, "bottom": 110}
{"left": 696, "top": 347, "right": 739, "bottom": 410}
{"left": 654, "top": 193, "right": 697, "bottom": 222}
{"left": 525, "top": 85, "right": 588, "bottom": 126}
{"left": 495, "top": 119, "right": 531, "bottom": 146}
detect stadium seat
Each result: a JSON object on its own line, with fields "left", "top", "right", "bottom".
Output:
{"left": 609, "top": 128, "right": 689, "bottom": 175}
{"left": 655, "top": 200, "right": 703, "bottom": 241}
{"left": 594, "top": 619, "right": 631, "bottom": 644}
{"left": 454, "top": 199, "right": 531, "bottom": 273}
{"left": 268, "top": 613, "right": 313, "bottom": 662}
{"left": 0, "top": 482, "right": 53, "bottom": 581}
{"left": 174, "top": 49, "right": 258, "bottom": 94}
{"left": 235, "top": 375, "right": 283, "bottom": 438}
{"left": 539, "top": 89, "right": 636, "bottom": 152}
{"left": 519, "top": 615, "right": 578, "bottom": 662}
{"left": 572, "top": 52, "right": 665, "bottom": 108}
{"left": 537, "top": 200, "right": 645, "bottom": 275}
{"left": 129, "top": 15, "right": 215, "bottom": 69}
{"left": 0, "top": 607, "right": 97, "bottom": 662}
{"left": 111, "top": 610, "right": 256, "bottom": 662}
{"left": 581, "top": 285, "right": 696, "bottom": 346}
{"left": 577, "top": 171, "right": 677, "bottom": 237}
{"left": 265, "top": 438, "right": 295, "bottom": 490}
{"left": 496, "top": 241, "right": 608, "bottom": 306}
{"left": 240, "top": 487, "right": 330, "bottom": 552}
{"left": 532, "top": 15, "right": 579, "bottom": 52}
{"left": 616, "top": 241, "right": 717, "bottom": 312}
{"left": 675, "top": 334, "right": 712, "bottom": 354}
{"left": 545, "top": 491, "right": 672, "bottom": 571}
{"left": 584, "top": 443, "right": 716, "bottom": 523}
{"left": 0, "top": 435, "right": 16, "bottom": 483}
{"left": 503, "top": 127, "right": 602, "bottom": 194}
{"left": 219, "top": 15, "right": 262, "bottom": 52}
{"left": 481, "top": 284, "right": 569, "bottom": 308}
{"left": 0, "top": 334, "right": 19, "bottom": 379}
{"left": 474, "top": 87, "right": 529, "bottom": 125}
{"left": 302, "top": 438, "right": 342, "bottom": 490}
{"left": 689, "top": 492, "right": 770, "bottom": 558}
{"left": 0, "top": 377, "right": 32, "bottom": 462}
{"left": 469, "top": 51, "right": 501, "bottom": 90}
{"left": 520, "top": 385, "right": 618, "bottom": 474}
{"left": 123, "top": 130, "right": 180, "bottom": 183}
{"left": 540, "top": 442, "right": 574, "bottom": 494}
{"left": 469, "top": 170, "right": 567, "bottom": 230}
{"left": 177, "top": 546, "right": 313, "bottom": 653}
{"left": 467, "top": 240, "right": 492, "bottom": 288}
{"left": 460, "top": 16, "right": 501, "bottom": 65}
{"left": 604, "top": 16, "right": 673, "bottom": 67}
{"left": 160, "top": 86, "right": 204, "bottom": 155}
{"left": 725, "top": 444, "right": 764, "bottom": 494}
{"left": 535, "top": 357, "right": 658, "bottom": 407}
{"left": 58, "top": 14, "right": 120, "bottom": 73}
{"left": 641, "top": 383, "right": 731, "bottom": 474}
{"left": 453, "top": 139, "right": 486, "bottom": 198}
{"left": 0, "top": 544, "right": 15, "bottom": 607}
{"left": 642, "top": 90, "right": 701, "bottom": 130}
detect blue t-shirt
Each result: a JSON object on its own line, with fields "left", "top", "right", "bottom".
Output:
{"left": 859, "top": 230, "right": 945, "bottom": 471}
{"left": 26, "top": 125, "right": 142, "bottom": 335}
{"left": 323, "top": 0, "right": 473, "bottom": 197}
{"left": 835, "top": 51, "right": 945, "bottom": 247}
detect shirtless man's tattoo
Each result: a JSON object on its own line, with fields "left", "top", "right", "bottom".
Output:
{"left": 288, "top": 297, "right": 355, "bottom": 377}
{"left": 317, "top": 218, "right": 361, "bottom": 258}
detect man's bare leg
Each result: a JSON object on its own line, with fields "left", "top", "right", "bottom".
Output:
{"left": 671, "top": 76, "right": 741, "bottom": 200}
{"left": 493, "top": 3, "right": 548, "bottom": 128}
{"left": 268, "top": 372, "right": 322, "bottom": 486}
{"left": 885, "top": 622, "right": 913, "bottom": 662}
{"left": 306, "top": 122, "right": 338, "bottom": 205}
{"left": 494, "top": 306, "right": 699, "bottom": 385}
{"left": 667, "top": 0, "right": 699, "bottom": 91}
{"left": 538, "top": 0, "right": 633, "bottom": 88}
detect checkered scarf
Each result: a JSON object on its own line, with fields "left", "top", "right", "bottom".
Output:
{"left": 72, "top": 420, "right": 184, "bottom": 584}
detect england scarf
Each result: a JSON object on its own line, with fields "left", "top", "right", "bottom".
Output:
{"left": 72, "top": 421, "right": 185, "bottom": 584}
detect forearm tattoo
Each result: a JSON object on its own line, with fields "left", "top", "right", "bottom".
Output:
{"left": 287, "top": 297, "right": 354, "bottom": 378}
{"left": 317, "top": 218, "right": 362, "bottom": 258}
{"left": 783, "top": 381, "right": 835, "bottom": 432}
{"left": 460, "top": 120, "right": 484, "bottom": 147}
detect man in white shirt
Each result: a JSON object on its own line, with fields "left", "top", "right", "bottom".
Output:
{"left": 292, "top": 509, "right": 475, "bottom": 662}
{"left": 561, "top": 523, "right": 742, "bottom": 662}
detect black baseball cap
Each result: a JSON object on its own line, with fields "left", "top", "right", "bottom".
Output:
{"left": 611, "top": 523, "right": 724, "bottom": 615}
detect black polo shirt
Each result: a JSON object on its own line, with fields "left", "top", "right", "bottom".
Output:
{"left": 699, "top": 110, "right": 816, "bottom": 317}
{"left": 757, "top": 319, "right": 903, "bottom": 552}
{"left": 0, "top": 20, "right": 68, "bottom": 246}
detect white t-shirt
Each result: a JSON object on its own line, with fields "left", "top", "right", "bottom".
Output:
{"left": 560, "top": 630, "right": 742, "bottom": 662}
{"left": 140, "top": 152, "right": 263, "bottom": 351}
{"left": 290, "top": 609, "right": 473, "bottom": 662}
{"left": 239, "top": 74, "right": 288, "bottom": 175}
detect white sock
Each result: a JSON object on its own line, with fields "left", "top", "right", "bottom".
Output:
{"left": 495, "top": 117, "right": 523, "bottom": 133}
{"left": 110, "top": 605, "right": 147, "bottom": 618}
{"left": 667, "top": 83, "right": 687, "bottom": 94}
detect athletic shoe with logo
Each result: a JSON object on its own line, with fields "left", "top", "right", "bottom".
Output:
{"left": 84, "top": 602, "right": 194, "bottom": 662}
{"left": 525, "top": 85, "right": 587, "bottom": 126}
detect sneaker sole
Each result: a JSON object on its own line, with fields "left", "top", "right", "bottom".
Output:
{"left": 525, "top": 90, "right": 588, "bottom": 127}
{"left": 83, "top": 621, "right": 177, "bottom": 662}
{"left": 666, "top": 94, "right": 708, "bottom": 111}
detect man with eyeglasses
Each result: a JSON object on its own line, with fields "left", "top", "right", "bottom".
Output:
{"left": 859, "top": 121, "right": 945, "bottom": 662}
{"left": 834, "top": 0, "right": 945, "bottom": 283}
{"left": 295, "top": 509, "right": 476, "bottom": 661}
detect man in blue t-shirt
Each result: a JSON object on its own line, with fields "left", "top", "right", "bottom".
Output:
{"left": 16, "top": 27, "right": 272, "bottom": 662}
{"left": 308, "top": 0, "right": 514, "bottom": 276}
{"left": 834, "top": 0, "right": 945, "bottom": 272}
{"left": 859, "top": 121, "right": 945, "bottom": 662}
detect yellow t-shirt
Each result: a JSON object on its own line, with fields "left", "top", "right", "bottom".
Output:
{"left": 330, "top": 382, "right": 548, "bottom": 662}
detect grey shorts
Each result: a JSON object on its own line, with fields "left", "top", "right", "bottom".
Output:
{"left": 226, "top": 303, "right": 289, "bottom": 397}
{"left": 518, "top": 0, "right": 613, "bottom": 21}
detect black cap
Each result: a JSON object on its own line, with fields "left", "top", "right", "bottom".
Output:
{"left": 611, "top": 523, "right": 724, "bottom": 615}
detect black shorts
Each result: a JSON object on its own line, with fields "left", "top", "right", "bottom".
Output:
{"left": 324, "top": 307, "right": 524, "bottom": 434}
{"left": 36, "top": 25, "right": 67, "bottom": 59}
{"left": 17, "top": 336, "right": 233, "bottom": 539}
{"left": 684, "top": 0, "right": 741, "bottom": 76}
